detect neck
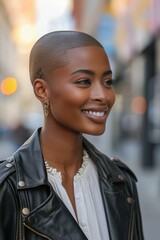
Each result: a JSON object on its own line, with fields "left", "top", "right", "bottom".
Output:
{"left": 40, "top": 124, "right": 83, "bottom": 174}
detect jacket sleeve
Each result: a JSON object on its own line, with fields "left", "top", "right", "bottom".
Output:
{"left": 0, "top": 162, "right": 19, "bottom": 240}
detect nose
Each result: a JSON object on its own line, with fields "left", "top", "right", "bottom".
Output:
{"left": 90, "top": 82, "right": 108, "bottom": 104}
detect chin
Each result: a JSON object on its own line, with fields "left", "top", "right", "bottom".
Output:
{"left": 84, "top": 127, "right": 106, "bottom": 136}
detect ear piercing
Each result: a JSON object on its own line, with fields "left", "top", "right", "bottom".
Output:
{"left": 44, "top": 101, "right": 49, "bottom": 117}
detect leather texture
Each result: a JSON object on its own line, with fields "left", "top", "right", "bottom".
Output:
{"left": 0, "top": 128, "right": 144, "bottom": 240}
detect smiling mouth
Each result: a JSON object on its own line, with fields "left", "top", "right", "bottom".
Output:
{"left": 82, "top": 110, "right": 105, "bottom": 117}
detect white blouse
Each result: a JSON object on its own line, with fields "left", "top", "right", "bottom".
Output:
{"left": 45, "top": 150, "right": 110, "bottom": 240}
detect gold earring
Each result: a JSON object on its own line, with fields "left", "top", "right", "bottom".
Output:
{"left": 44, "top": 101, "right": 49, "bottom": 117}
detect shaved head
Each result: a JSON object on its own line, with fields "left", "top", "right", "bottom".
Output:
{"left": 29, "top": 31, "right": 103, "bottom": 83}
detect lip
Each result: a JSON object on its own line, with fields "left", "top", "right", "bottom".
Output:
{"left": 81, "top": 107, "right": 109, "bottom": 123}
{"left": 82, "top": 106, "right": 109, "bottom": 112}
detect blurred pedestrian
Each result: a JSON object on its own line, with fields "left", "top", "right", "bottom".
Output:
{"left": 10, "top": 122, "right": 32, "bottom": 149}
{"left": 0, "top": 31, "right": 144, "bottom": 240}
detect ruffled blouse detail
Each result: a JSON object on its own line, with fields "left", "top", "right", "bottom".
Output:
{"left": 45, "top": 149, "right": 89, "bottom": 181}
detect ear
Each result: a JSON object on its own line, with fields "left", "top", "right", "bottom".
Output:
{"left": 33, "top": 78, "right": 48, "bottom": 102}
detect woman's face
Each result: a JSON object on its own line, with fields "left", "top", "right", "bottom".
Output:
{"left": 46, "top": 45, "right": 115, "bottom": 135}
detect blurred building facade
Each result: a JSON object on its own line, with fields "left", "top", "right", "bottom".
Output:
{"left": 111, "top": 0, "right": 160, "bottom": 170}
{"left": 0, "top": 0, "right": 18, "bottom": 123}
{"left": 0, "top": 0, "right": 40, "bottom": 158}
{"left": 0, "top": 0, "right": 43, "bottom": 130}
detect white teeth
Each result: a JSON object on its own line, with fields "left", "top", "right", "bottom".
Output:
{"left": 83, "top": 111, "right": 105, "bottom": 117}
{"left": 95, "top": 112, "right": 104, "bottom": 116}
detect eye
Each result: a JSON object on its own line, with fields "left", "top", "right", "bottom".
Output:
{"left": 75, "top": 78, "right": 91, "bottom": 87}
{"left": 103, "top": 78, "right": 114, "bottom": 87}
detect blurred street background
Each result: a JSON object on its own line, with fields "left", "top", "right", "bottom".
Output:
{"left": 0, "top": 0, "right": 160, "bottom": 239}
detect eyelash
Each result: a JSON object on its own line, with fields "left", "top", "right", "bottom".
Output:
{"left": 76, "top": 79, "right": 90, "bottom": 85}
{"left": 104, "top": 78, "right": 114, "bottom": 86}
{"left": 76, "top": 78, "right": 114, "bottom": 87}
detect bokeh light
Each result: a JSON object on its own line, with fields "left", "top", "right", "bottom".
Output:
{"left": 0, "top": 77, "right": 17, "bottom": 95}
{"left": 131, "top": 96, "right": 147, "bottom": 115}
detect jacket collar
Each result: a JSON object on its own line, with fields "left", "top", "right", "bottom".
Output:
{"left": 14, "top": 128, "right": 125, "bottom": 189}
{"left": 83, "top": 137, "right": 126, "bottom": 183}
{"left": 14, "top": 128, "right": 48, "bottom": 189}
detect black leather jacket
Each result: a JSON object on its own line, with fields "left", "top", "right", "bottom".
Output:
{"left": 0, "top": 128, "right": 144, "bottom": 240}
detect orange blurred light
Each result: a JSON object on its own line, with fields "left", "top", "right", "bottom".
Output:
{"left": 0, "top": 77, "right": 17, "bottom": 95}
{"left": 131, "top": 96, "right": 147, "bottom": 115}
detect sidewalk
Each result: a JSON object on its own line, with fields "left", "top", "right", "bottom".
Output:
{"left": 137, "top": 169, "right": 160, "bottom": 240}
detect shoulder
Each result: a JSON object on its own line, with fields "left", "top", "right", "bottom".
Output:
{"left": 83, "top": 137, "right": 137, "bottom": 182}
{"left": 111, "top": 157, "right": 138, "bottom": 182}
{"left": 0, "top": 156, "right": 16, "bottom": 185}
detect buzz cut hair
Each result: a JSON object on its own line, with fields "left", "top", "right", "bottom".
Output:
{"left": 29, "top": 31, "right": 103, "bottom": 83}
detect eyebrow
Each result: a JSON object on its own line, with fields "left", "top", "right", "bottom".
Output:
{"left": 71, "top": 69, "right": 112, "bottom": 77}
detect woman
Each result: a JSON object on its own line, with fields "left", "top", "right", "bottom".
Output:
{"left": 0, "top": 31, "right": 144, "bottom": 240}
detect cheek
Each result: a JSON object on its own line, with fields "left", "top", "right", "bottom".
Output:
{"left": 49, "top": 86, "right": 87, "bottom": 107}
{"left": 49, "top": 93, "right": 88, "bottom": 120}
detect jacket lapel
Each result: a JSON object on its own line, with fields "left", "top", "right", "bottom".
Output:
{"left": 24, "top": 189, "right": 88, "bottom": 240}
